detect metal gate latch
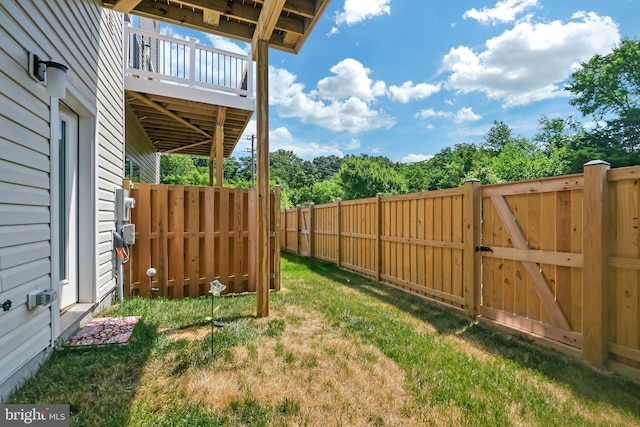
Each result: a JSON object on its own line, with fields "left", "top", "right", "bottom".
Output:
{"left": 475, "top": 246, "right": 493, "bottom": 252}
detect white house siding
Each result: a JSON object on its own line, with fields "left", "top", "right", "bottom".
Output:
{"left": 125, "top": 104, "right": 160, "bottom": 184}
{"left": 0, "top": 0, "right": 123, "bottom": 401}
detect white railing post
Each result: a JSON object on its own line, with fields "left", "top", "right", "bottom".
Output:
{"left": 189, "top": 38, "right": 197, "bottom": 87}
{"left": 246, "top": 51, "right": 254, "bottom": 97}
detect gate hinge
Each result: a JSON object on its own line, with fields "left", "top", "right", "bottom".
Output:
{"left": 475, "top": 246, "right": 493, "bottom": 252}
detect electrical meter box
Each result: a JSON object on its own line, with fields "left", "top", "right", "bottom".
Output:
{"left": 115, "top": 188, "right": 135, "bottom": 222}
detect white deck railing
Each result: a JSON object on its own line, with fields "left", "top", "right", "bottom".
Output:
{"left": 125, "top": 24, "right": 254, "bottom": 98}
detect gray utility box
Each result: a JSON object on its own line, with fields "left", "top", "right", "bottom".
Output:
{"left": 27, "top": 289, "right": 58, "bottom": 310}
{"left": 122, "top": 223, "right": 136, "bottom": 245}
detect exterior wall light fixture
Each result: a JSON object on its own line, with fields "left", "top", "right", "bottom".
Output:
{"left": 30, "top": 53, "right": 68, "bottom": 99}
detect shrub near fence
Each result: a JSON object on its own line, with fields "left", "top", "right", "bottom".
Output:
{"left": 281, "top": 162, "right": 640, "bottom": 379}
{"left": 125, "top": 181, "right": 280, "bottom": 298}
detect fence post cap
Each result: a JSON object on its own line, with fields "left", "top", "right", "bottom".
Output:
{"left": 465, "top": 178, "right": 480, "bottom": 183}
{"left": 584, "top": 160, "right": 610, "bottom": 166}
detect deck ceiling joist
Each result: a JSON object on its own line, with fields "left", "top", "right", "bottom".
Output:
{"left": 126, "top": 90, "right": 251, "bottom": 157}
{"left": 104, "top": 0, "right": 331, "bottom": 55}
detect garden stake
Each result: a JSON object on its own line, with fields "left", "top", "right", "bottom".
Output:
{"left": 209, "top": 280, "right": 226, "bottom": 354}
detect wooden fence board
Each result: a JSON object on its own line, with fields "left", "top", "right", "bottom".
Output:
{"left": 613, "top": 179, "right": 639, "bottom": 354}
{"left": 527, "top": 192, "right": 541, "bottom": 320}
{"left": 513, "top": 195, "right": 528, "bottom": 318}
{"left": 571, "top": 189, "right": 583, "bottom": 333}
{"left": 203, "top": 187, "right": 215, "bottom": 291}
{"left": 169, "top": 186, "right": 184, "bottom": 298}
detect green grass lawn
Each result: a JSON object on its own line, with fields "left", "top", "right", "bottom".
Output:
{"left": 9, "top": 252, "right": 640, "bottom": 426}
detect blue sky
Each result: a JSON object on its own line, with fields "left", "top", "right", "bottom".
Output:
{"left": 159, "top": 0, "right": 640, "bottom": 163}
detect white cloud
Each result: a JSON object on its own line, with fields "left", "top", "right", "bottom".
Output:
{"left": 416, "top": 108, "right": 452, "bottom": 120}
{"left": 400, "top": 154, "right": 434, "bottom": 164}
{"left": 205, "top": 34, "right": 249, "bottom": 55}
{"left": 389, "top": 81, "right": 441, "bottom": 103}
{"left": 415, "top": 107, "right": 482, "bottom": 123}
{"left": 454, "top": 107, "right": 482, "bottom": 123}
{"left": 463, "top": 0, "right": 539, "bottom": 26}
{"left": 334, "top": 0, "right": 391, "bottom": 27}
{"left": 270, "top": 127, "right": 294, "bottom": 143}
{"left": 269, "top": 62, "right": 396, "bottom": 134}
{"left": 344, "top": 139, "right": 361, "bottom": 150}
{"left": 273, "top": 141, "right": 344, "bottom": 159}
{"left": 235, "top": 123, "right": 343, "bottom": 159}
{"left": 443, "top": 12, "right": 620, "bottom": 107}
{"left": 317, "top": 58, "right": 386, "bottom": 102}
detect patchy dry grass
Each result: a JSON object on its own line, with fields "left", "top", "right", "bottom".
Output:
{"left": 8, "top": 253, "right": 640, "bottom": 426}
{"left": 162, "top": 306, "right": 420, "bottom": 426}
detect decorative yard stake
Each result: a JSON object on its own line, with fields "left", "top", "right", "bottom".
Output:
{"left": 209, "top": 280, "right": 226, "bottom": 354}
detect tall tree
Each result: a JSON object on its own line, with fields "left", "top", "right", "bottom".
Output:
{"left": 338, "top": 156, "right": 407, "bottom": 199}
{"left": 312, "top": 155, "right": 343, "bottom": 181}
{"left": 269, "top": 149, "right": 317, "bottom": 190}
{"left": 160, "top": 154, "right": 208, "bottom": 185}
{"left": 565, "top": 38, "right": 640, "bottom": 166}
{"left": 482, "top": 120, "right": 513, "bottom": 153}
{"left": 566, "top": 38, "right": 640, "bottom": 120}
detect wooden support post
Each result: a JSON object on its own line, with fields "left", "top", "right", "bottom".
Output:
{"left": 336, "top": 199, "right": 342, "bottom": 267}
{"left": 375, "top": 193, "right": 382, "bottom": 282}
{"left": 255, "top": 38, "right": 270, "bottom": 318}
{"left": 583, "top": 160, "right": 610, "bottom": 366}
{"left": 274, "top": 186, "right": 281, "bottom": 291}
{"left": 295, "top": 205, "right": 301, "bottom": 256}
{"left": 211, "top": 106, "right": 226, "bottom": 187}
{"left": 309, "top": 203, "right": 315, "bottom": 258}
{"left": 463, "top": 179, "right": 481, "bottom": 318}
{"left": 209, "top": 158, "right": 214, "bottom": 186}
{"left": 215, "top": 130, "right": 224, "bottom": 186}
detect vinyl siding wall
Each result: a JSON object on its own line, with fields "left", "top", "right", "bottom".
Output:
{"left": 125, "top": 104, "right": 160, "bottom": 184}
{"left": 0, "top": 0, "right": 124, "bottom": 401}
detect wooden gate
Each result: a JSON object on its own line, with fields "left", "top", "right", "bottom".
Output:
{"left": 479, "top": 176, "right": 584, "bottom": 349}
{"left": 281, "top": 206, "right": 312, "bottom": 256}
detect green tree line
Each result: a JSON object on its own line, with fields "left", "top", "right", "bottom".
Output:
{"left": 159, "top": 39, "right": 640, "bottom": 208}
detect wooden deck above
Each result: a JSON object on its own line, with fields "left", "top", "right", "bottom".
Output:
{"left": 104, "top": 0, "right": 332, "bottom": 56}
{"left": 124, "top": 24, "right": 255, "bottom": 157}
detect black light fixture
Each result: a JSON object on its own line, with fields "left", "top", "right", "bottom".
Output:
{"left": 31, "top": 53, "right": 68, "bottom": 99}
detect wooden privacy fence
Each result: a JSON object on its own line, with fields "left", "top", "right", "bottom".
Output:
{"left": 280, "top": 162, "right": 640, "bottom": 379}
{"left": 125, "top": 181, "right": 280, "bottom": 298}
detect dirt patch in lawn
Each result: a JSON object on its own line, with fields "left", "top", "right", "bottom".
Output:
{"left": 159, "top": 327, "right": 210, "bottom": 341}
{"left": 136, "top": 306, "right": 427, "bottom": 425}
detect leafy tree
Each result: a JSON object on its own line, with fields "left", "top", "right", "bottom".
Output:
{"left": 312, "top": 155, "right": 343, "bottom": 181}
{"left": 269, "top": 149, "right": 317, "bottom": 190}
{"left": 160, "top": 154, "right": 208, "bottom": 185}
{"left": 406, "top": 143, "right": 493, "bottom": 190}
{"left": 566, "top": 38, "right": 640, "bottom": 121}
{"left": 565, "top": 38, "right": 640, "bottom": 167}
{"left": 290, "top": 177, "right": 344, "bottom": 206}
{"left": 482, "top": 120, "right": 513, "bottom": 153}
{"left": 532, "top": 116, "right": 583, "bottom": 174}
{"left": 338, "top": 155, "right": 407, "bottom": 199}
{"left": 490, "top": 138, "right": 561, "bottom": 182}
